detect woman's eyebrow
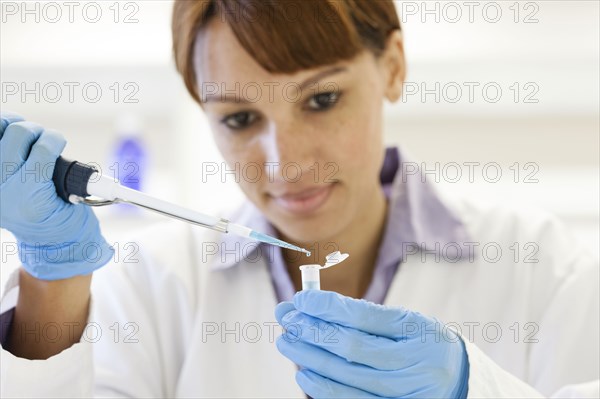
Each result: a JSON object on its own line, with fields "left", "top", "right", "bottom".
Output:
{"left": 298, "top": 66, "right": 348, "bottom": 91}
{"left": 201, "top": 66, "right": 348, "bottom": 104}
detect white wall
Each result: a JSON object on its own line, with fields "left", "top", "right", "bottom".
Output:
{"left": 385, "top": 1, "right": 599, "bottom": 252}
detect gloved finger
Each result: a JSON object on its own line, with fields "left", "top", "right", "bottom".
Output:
{"left": 275, "top": 301, "right": 295, "bottom": 324}
{"left": 25, "top": 128, "right": 66, "bottom": 167}
{"left": 295, "top": 369, "right": 382, "bottom": 399}
{"left": 0, "top": 121, "right": 44, "bottom": 183}
{"left": 281, "top": 309, "right": 406, "bottom": 371}
{"left": 293, "top": 290, "right": 424, "bottom": 340}
{"left": 276, "top": 336, "right": 400, "bottom": 397}
{"left": 0, "top": 111, "right": 25, "bottom": 138}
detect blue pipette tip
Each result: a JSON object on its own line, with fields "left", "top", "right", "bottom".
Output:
{"left": 249, "top": 230, "right": 311, "bottom": 257}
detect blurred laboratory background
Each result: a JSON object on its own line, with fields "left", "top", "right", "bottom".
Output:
{"left": 1, "top": 1, "right": 598, "bottom": 288}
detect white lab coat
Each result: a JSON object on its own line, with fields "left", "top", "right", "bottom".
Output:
{"left": 1, "top": 194, "right": 598, "bottom": 398}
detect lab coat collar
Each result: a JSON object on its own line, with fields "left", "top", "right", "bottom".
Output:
{"left": 212, "top": 147, "right": 472, "bottom": 271}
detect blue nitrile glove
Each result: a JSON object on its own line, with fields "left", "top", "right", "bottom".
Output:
{"left": 0, "top": 112, "right": 114, "bottom": 280}
{"left": 275, "top": 290, "right": 469, "bottom": 399}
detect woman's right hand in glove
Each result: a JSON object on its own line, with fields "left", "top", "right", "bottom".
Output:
{"left": 0, "top": 111, "right": 114, "bottom": 280}
{"left": 0, "top": 111, "right": 114, "bottom": 359}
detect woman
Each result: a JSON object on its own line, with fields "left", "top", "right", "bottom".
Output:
{"left": 1, "top": 1, "right": 598, "bottom": 397}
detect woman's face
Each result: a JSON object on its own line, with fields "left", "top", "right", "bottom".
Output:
{"left": 194, "top": 18, "right": 402, "bottom": 243}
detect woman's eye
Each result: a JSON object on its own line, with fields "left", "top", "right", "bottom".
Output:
{"left": 221, "top": 112, "right": 257, "bottom": 130}
{"left": 306, "top": 91, "right": 341, "bottom": 111}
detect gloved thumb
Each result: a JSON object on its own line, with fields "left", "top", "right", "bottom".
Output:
{"left": 0, "top": 111, "right": 25, "bottom": 138}
{"left": 275, "top": 301, "right": 296, "bottom": 324}
{"left": 24, "top": 129, "right": 67, "bottom": 174}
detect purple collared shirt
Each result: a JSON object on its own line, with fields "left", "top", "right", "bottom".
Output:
{"left": 221, "top": 147, "right": 471, "bottom": 304}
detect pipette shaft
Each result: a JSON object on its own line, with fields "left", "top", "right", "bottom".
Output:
{"left": 51, "top": 157, "right": 311, "bottom": 256}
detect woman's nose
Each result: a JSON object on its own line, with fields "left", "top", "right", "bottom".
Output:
{"left": 259, "top": 121, "right": 316, "bottom": 181}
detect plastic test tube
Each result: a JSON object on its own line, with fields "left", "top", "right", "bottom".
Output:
{"left": 299, "top": 251, "right": 350, "bottom": 291}
{"left": 299, "top": 265, "right": 321, "bottom": 290}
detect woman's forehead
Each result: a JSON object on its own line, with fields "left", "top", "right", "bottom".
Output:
{"left": 193, "top": 18, "right": 275, "bottom": 85}
{"left": 194, "top": 17, "right": 366, "bottom": 89}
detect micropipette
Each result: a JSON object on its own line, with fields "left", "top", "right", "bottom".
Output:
{"left": 52, "top": 157, "right": 311, "bottom": 256}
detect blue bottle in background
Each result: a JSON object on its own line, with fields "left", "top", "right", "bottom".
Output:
{"left": 111, "top": 115, "right": 146, "bottom": 212}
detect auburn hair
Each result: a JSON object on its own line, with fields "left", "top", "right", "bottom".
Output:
{"left": 172, "top": 0, "right": 401, "bottom": 103}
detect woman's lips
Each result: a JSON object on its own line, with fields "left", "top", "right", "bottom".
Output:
{"left": 271, "top": 184, "right": 335, "bottom": 215}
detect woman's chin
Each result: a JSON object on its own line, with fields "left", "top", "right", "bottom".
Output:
{"left": 270, "top": 211, "right": 347, "bottom": 247}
